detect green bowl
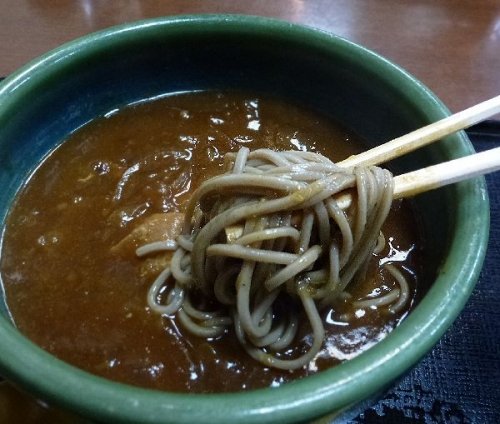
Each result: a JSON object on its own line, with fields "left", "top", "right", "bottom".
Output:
{"left": 0, "top": 15, "right": 489, "bottom": 423}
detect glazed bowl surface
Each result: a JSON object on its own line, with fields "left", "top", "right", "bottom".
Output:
{"left": 0, "top": 14, "right": 488, "bottom": 424}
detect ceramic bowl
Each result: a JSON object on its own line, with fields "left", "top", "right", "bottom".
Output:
{"left": 0, "top": 15, "right": 488, "bottom": 423}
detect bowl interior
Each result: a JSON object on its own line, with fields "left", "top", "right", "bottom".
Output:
{"left": 0, "top": 15, "right": 488, "bottom": 424}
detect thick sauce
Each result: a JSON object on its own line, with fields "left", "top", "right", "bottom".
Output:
{"left": 0, "top": 91, "right": 422, "bottom": 392}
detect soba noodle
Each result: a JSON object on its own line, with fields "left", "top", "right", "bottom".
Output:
{"left": 141, "top": 147, "right": 409, "bottom": 370}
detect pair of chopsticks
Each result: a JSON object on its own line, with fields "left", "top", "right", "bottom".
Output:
{"left": 338, "top": 95, "right": 500, "bottom": 199}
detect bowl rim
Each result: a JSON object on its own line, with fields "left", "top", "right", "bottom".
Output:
{"left": 0, "top": 14, "right": 489, "bottom": 424}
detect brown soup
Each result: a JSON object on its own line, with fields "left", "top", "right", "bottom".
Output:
{"left": 0, "top": 91, "right": 422, "bottom": 392}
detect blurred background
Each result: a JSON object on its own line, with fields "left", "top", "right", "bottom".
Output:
{"left": 1, "top": 1, "right": 499, "bottom": 112}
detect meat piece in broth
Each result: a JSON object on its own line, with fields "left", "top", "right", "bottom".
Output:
{"left": 111, "top": 212, "right": 184, "bottom": 279}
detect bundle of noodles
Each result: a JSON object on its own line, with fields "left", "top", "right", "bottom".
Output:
{"left": 141, "top": 147, "right": 409, "bottom": 370}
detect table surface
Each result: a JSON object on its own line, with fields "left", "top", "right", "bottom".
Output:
{"left": 1, "top": 0, "right": 500, "bottom": 113}
{"left": 0, "top": 1, "right": 499, "bottom": 423}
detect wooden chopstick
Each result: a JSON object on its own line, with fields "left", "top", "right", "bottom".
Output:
{"left": 339, "top": 94, "right": 500, "bottom": 168}
{"left": 335, "top": 146, "right": 500, "bottom": 209}
{"left": 333, "top": 95, "right": 500, "bottom": 208}
{"left": 393, "top": 146, "right": 500, "bottom": 198}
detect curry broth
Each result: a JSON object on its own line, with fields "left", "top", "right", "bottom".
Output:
{"left": 0, "top": 91, "right": 422, "bottom": 392}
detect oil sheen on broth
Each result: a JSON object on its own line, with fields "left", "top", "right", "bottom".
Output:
{"left": 0, "top": 91, "right": 422, "bottom": 393}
